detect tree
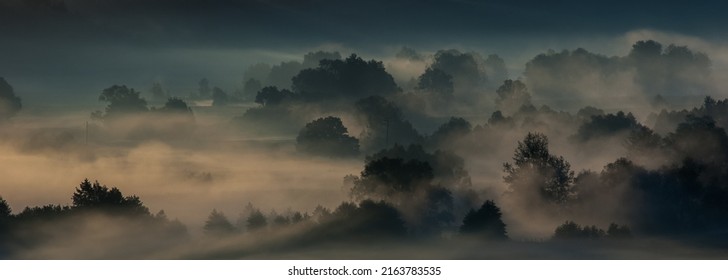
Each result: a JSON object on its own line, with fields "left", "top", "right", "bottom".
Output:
{"left": 246, "top": 209, "right": 268, "bottom": 231}
{"left": 431, "top": 49, "right": 487, "bottom": 92}
{"left": 417, "top": 68, "right": 454, "bottom": 97}
{"left": 365, "top": 144, "right": 471, "bottom": 188}
{"left": 312, "top": 200, "right": 407, "bottom": 241}
{"left": 459, "top": 200, "right": 507, "bottom": 240}
{"left": 495, "top": 80, "right": 531, "bottom": 116}
{"left": 254, "top": 86, "right": 296, "bottom": 107}
{"left": 428, "top": 117, "right": 472, "bottom": 149}
{"left": 607, "top": 223, "right": 632, "bottom": 239}
{"left": 296, "top": 116, "right": 359, "bottom": 157}
{"left": 0, "top": 196, "right": 12, "bottom": 236}
{"left": 350, "top": 157, "right": 434, "bottom": 200}
{"left": 72, "top": 179, "right": 149, "bottom": 216}
{"left": 0, "top": 196, "right": 11, "bottom": 218}
{"left": 95, "top": 85, "right": 148, "bottom": 119}
{"left": 553, "top": 221, "right": 607, "bottom": 239}
{"left": 158, "top": 98, "right": 193, "bottom": 116}
{"left": 0, "top": 77, "right": 22, "bottom": 120}
{"left": 204, "top": 209, "right": 236, "bottom": 236}
{"left": 628, "top": 40, "right": 711, "bottom": 97}
{"left": 504, "top": 133, "right": 575, "bottom": 204}
{"left": 629, "top": 40, "right": 662, "bottom": 60}
{"left": 354, "top": 96, "right": 423, "bottom": 151}
{"left": 524, "top": 48, "right": 618, "bottom": 105}
{"left": 14, "top": 204, "right": 70, "bottom": 221}
{"left": 574, "top": 111, "right": 642, "bottom": 142}
{"left": 666, "top": 115, "right": 728, "bottom": 164}
{"left": 576, "top": 106, "right": 605, "bottom": 120}
{"left": 271, "top": 213, "right": 291, "bottom": 227}
{"left": 292, "top": 54, "right": 400, "bottom": 102}
{"left": 553, "top": 221, "right": 583, "bottom": 239}
{"left": 488, "top": 111, "right": 514, "bottom": 127}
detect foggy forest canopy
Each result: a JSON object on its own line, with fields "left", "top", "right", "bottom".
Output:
{"left": 3, "top": 38, "right": 728, "bottom": 259}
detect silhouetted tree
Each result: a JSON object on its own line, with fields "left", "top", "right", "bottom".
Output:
{"left": 666, "top": 115, "right": 728, "bottom": 164}
{"left": 0, "top": 196, "right": 10, "bottom": 238}
{"left": 0, "top": 78, "right": 22, "bottom": 120}
{"left": 460, "top": 200, "right": 507, "bottom": 240}
{"left": 72, "top": 179, "right": 149, "bottom": 216}
{"left": 628, "top": 40, "right": 711, "bottom": 96}
{"left": 417, "top": 68, "right": 454, "bottom": 98}
{"left": 427, "top": 117, "right": 471, "bottom": 149}
{"left": 296, "top": 116, "right": 359, "bottom": 157}
{"left": 290, "top": 211, "right": 307, "bottom": 224}
{"left": 93, "top": 85, "right": 148, "bottom": 119}
{"left": 524, "top": 48, "right": 618, "bottom": 104}
{"left": 310, "top": 200, "right": 407, "bottom": 241}
{"left": 292, "top": 54, "right": 400, "bottom": 102}
{"left": 488, "top": 111, "right": 515, "bottom": 127}
{"left": 350, "top": 157, "right": 434, "bottom": 200}
{"left": 272, "top": 214, "right": 291, "bottom": 227}
{"left": 0, "top": 196, "right": 10, "bottom": 218}
{"left": 625, "top": 126, "right": 663, "bottom": 159}
{"left": 495, "top": 80, "right": 531, "bottom": 116}
{"left": 607, "top": 223, "right": 632, "bottom": 239}
{"left": 574, "top": 111, "right": 643, "bottom": 142}
{"left": 629, "top": 40, "right": 662, "bottom": 60}
{"left": 553, "top": 221, "right": 583, "bottom": 239}
{"left": 158, "top": 98, "right": 193, "bottom": 115}
{"left": 431, "top": 50, "right": 487, "bottom": 91}
{"left": 240, "top": 86, "right": 303, "bottom": 133}
{"left": 355, "top": 96, "right": 423, "bottom": 151}
{"left": 365, "top": 144, "right": 471, "bottom": 188}
{"left": 312, "top": 205, "right": 332, "bottom": 222}
{"left": 204, "top": 209, "right": 236, "bottom": 236}
{"left": 553, "top": 221, "right": 606, "bottom": 239}
{"left": 15, "top": 204, "right": 70, "bottom": 221}
{"left": 254, "top": 86, "right": 296, "bottom": 107}
{"left": 504, "top": 133, "right": 575, "bottom": 204}
{"left": 246, "top": 209, "right": 268, "bottom": 231}
{"left": 576, "top": 106, "right": 604, "bottom": 120}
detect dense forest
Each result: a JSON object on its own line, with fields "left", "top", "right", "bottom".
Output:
{"left": 2, "top": 39, "right": 728, "bottom": 259}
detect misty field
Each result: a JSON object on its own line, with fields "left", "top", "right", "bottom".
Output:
{"left": 3, "top": 0, "right": 728, "bottom": 260}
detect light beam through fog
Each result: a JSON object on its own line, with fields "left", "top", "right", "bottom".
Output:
{"left": 1, "top": 0, "right": 728, "bottom": 260}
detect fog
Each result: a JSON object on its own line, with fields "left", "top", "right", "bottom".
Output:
{"left": 0, "top": 113, "right": 362, "bottom": 229}
{"left": 3, "top": 0, "right": 728, "bottom": 260}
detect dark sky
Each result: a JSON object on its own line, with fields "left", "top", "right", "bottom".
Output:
{"left": 4, "top": 0, "right": 727, "bottom": 47}
{"left": 1, "top": 0, "right": 727, "bottom": 105}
